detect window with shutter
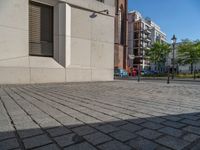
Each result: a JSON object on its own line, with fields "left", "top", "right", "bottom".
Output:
{"left": 29, "top": 1, "right": 53, "bottom": 57}
{"left": 96, "top": 0, "right": 104, "bottom": 3}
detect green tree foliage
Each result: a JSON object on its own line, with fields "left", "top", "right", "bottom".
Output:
{"left": 147, "top": 42, "right": 171, "bottom": 72}
{"left": 177, "top": 39, "right": 200, "bottom": 74}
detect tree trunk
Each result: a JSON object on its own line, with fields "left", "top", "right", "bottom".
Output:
{"left": 194, "top": 64, "right": 196, "bottom": 80}
{"left": 191, "top": 63, "right": 193, "bottom": 74}
{"left": 158, "top": 63, "right": 161, "bottom": 73}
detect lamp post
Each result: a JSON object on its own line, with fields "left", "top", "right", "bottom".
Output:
{"left": 194, "top": 65, "right": 196, "bottom": 80}
{"left": 171, "top": 35, "right": 177, "bottom": 79}
{"left": 167, "top": 65, "right": 170, "bottom": 84}
{"left": 166, "top": 55, "right": 170, "bottom": 84}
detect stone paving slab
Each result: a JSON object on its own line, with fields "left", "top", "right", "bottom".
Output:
{"left": 157, "top": 136, "right": 190, "bottom": 150}
{"left": 1, "top": 81, "right": 200, "bottom": 150}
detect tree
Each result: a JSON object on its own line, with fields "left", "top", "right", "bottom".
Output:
{"left": 177, "top": 39, "right": 200, "bottom": 74}
{"left": 146, "top": 42, "right": 171, "bottom": 72}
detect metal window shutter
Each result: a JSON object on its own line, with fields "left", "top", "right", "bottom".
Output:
{"left": 29, "top": 2, "right": 53, "bottom": 56}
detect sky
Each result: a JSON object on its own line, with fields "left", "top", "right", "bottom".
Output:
{"left": 128, "top": 0, "right": 200, "bottom": 42}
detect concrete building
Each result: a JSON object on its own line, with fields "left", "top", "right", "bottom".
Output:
{"left": 177, "top": 61, "right": 200, "bottom": 74}
{"left": 149, "top": 21, "right": 167, "bottom": 44}
{"left": 0, "top": 0, "right": 116, "bottom": 84}
{"left": 148, "top": 20, "right": 167, "bottom": 71}
{"left": 128, "top": 11, "right": 167, "bottom": 71}
{"left": 114, "top": 0, "right": 128, "bottom": 70}
{"left": 128, "top": 11, "right": 151, "bottom": 70}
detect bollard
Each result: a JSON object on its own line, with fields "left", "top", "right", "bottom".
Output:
{"left": 167, "top": 67, "right": 170, "bottom": 84}
{"left": 167, "top": 74, "right": 170, "bottom": 84}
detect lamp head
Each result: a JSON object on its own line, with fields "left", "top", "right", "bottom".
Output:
{"left": 171, "top": 34, "right": 177, "bottom": 44}
{"left": 102, "top": 9, "right": 109, "bottom": 15}
{"left": 98, "top": 9, "right": 109, "bottom": 15}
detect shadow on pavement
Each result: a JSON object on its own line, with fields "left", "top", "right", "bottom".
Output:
{"left": 1, "top": 112, "right": 200, "bottom": 150}
{"left": 0, "top": 82, "right": 200, "bottom": 150}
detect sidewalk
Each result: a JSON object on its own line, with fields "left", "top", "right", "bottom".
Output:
{"left": 115, "top": 76, "right": 200, "bottom": 82}
{"left": 0, "top": 81, "right": 200, "bottom": 150}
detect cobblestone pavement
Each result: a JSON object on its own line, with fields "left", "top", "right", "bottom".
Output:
{"left": 1, "top": 81, "right": 200, "bottom": 150}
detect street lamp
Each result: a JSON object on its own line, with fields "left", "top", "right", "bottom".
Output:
{"left": 171, "top": 34, "right": 177, "bottom": 79}
{"left": 166, "top": 57, "right": 170, "bottom": 84}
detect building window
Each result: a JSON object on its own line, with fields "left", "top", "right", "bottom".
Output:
{"left": 29, "top": 1, "right": 53, "bottom": 57}
{"left": 96, "top": 0, "right": 104, "bottom": 3}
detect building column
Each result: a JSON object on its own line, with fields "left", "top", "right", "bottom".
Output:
{"left": 54, "top": 1, "right": 71, "bottom": 67}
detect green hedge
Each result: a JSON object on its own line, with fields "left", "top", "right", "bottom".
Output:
{"left": 142, "top": 73, "right": 200, "bottom": 78}
{"left": 176, "top": 73, "right": 200, "bottom": 78}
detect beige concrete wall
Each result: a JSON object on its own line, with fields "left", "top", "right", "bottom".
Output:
{"left": 0, "top": 0, "right": 115, "bottom": 84}
{"left": 0, "top": 0, "right": 66, "bottom": 84}
{"left": 68, "top": 5, "right": 114, "bottom": 81}
{"left": 66, "top": 0, "right": 115, "bottom": 15}
{"left": 0, "top": 0, "right": 28, "bottom": 60}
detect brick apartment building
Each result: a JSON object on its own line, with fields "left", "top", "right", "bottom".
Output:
{"left": 128, "top": 11, "right": 167, "bottom": 70}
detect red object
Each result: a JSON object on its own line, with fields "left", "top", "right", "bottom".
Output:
{"left": 128, "top": 68, "right": 137, "bottom": 77}
{"left": 132, "top": 68, "right": 137, "bottom": 76}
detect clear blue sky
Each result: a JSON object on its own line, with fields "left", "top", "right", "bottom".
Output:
{"left": 128, "top": 0, "right": 200, "bottom": 42}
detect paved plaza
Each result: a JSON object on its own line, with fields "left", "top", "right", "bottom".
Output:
{"left": 0, "top": 81, "right": 200, "bottom": 150}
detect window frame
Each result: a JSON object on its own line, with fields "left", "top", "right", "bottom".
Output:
{"left": 29, "top": 1, "right": 54, "bottom": 57}
{"left": 96, "top": 0, "right": 104, "bottom": 3}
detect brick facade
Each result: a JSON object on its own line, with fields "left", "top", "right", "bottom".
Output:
{"left": 114, "top": 0, "right": 128, "bottom": 70}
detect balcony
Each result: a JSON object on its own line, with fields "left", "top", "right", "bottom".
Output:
{"left": 142, "top": 29, "right": 151, "bottom": 34}
{"left": 145, "top": 47, "right": 150, "bottom": 50}
{"left": 146, "top": 38, "right": 151, "bottom": 42}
